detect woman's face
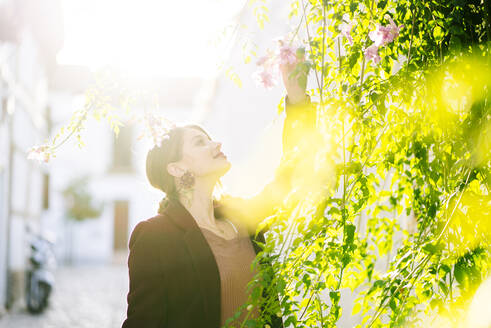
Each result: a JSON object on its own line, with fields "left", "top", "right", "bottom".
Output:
{"left": 170, "top": 127, "right": 231, "bottom": 179}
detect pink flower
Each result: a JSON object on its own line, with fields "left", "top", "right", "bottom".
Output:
{"left": 368, "top": 25, "right": 393, "bottom": 47}
{"left": 252, "top": 68, "right": 277, "bottom": 89}
{"left": 143, "top": 111, "right": 176, "bottom": 147}
{"left": 385, "top": 14, "right": 404, "bottom": 39}
{"left": 364, "top": 44, "right": 381, "bottom": 64}
{"left": 255, "top": 49, "right": 277, "bottom": 70}
{"left": 253, "top": 36, "right": 306, "bottom": 90}
{"left": 369, "top": 15, "right": 403, "bottom": 47}
{"left": 274, "top": 36, "right": 299, "bottom": 66}
{"left": 256, "top": 55, "right": 269, "bottom": 66}
{"left": 278, "top": 45, "right": 297, "bottom": 66}
{"left": 27, "top": 145, "right": 51, "bottom": 163}
{"left": 339, "top": 14, "right": 355, "bottom": 45}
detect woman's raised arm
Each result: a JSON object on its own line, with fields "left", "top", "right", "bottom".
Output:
{"left": 219, "top": 96, "right": 318, "bottom": 234}
{"left": 217, "top": 57, "right": 321, "bottom": 235}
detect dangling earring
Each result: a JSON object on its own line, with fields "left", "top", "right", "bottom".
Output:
{"left": 178, "top": 170, "right": 195, "bottom": 189}
{"left": 177, "top": 170, "right": 195, "bottom": 206}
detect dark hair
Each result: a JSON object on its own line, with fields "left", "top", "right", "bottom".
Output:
{"left": 146, "top": 124, "right": 213, "bottom": 214}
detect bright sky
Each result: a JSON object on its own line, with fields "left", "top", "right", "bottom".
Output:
{"left": 57, "top": 0, "right": 245, "bottom": 77}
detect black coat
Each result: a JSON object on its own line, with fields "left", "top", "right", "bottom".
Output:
{"left": 121, "top": 197, "right": 284, "bottom": 328}
{"left": 122, "top": 97, "right": 317, "bottom": 328}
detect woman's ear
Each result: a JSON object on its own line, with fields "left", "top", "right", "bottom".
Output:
{"left": 167, "top": 162, "right": 184, "bottom": 178}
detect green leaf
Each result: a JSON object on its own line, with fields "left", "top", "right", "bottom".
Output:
{"left": 330, "top": 291, "right": 340, "bottom": 304}
{"left": 389, "top": 298, "right": 397, "bottom": 312}
{"left": 352, "top": 302, "right": 362, "bottom": 315}
{"left": 345, "top": 223, "right": 356, "bottom": 246}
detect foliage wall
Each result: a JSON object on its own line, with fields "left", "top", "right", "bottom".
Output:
{"left": 239, "top": 0, "right": 491, "bottom": 327}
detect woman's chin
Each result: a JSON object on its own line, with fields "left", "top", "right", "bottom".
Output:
{"left": 217, "top": 161, "right": 232, "bottom": 177}
{"left": 222, "top": 161, "right": 232, "bottom": 173}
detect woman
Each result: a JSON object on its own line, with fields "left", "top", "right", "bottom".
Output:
{"left": 121, "top": 59, "right": 317, "bottom": 328}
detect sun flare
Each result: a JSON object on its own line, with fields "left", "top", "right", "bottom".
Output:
{"left": 57, "top": 0, "right": 244, "bottom": 77}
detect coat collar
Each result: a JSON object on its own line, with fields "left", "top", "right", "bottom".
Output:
{"left": 161, "top": 198, "right": 221, "bottom": 327}
{"left": 160, "top": 197, "right": 266, "bottom": 327}
{"left": 163, "top": 196, "right": 267, "bottom": 254}
{"left": 164, "top": 198, "right": 200, "bottom": 232}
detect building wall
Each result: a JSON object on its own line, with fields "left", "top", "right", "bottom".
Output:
{"left": 0, "top": 75, "right": 10, "bottom": 315}
{"left": 0, "top": 30, "right": 50, "bottom": 311}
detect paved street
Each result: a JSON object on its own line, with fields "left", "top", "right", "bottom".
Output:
{"left": 0, "top": 262, "right": 129, "bottom": 328}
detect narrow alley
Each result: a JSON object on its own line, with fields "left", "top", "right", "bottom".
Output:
{"left": 0, "top": 263, "right": 129, "bottom": 328}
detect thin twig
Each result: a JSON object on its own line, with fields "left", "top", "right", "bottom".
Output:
{"left": 301, "top": 0, "right": 322, "bottom": 103}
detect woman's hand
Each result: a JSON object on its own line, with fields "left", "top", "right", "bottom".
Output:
{"left": 280, "top": 48, "right": 309, "bottom": 104}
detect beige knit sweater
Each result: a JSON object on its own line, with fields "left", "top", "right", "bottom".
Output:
{"left": 200, "top": 219, "right": 260, "bottom": 327}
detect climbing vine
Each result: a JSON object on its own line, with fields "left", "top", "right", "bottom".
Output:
{"left": 236, "top": 0, "right": 491, "bottom": 327}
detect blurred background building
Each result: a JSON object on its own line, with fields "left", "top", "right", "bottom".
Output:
{"left": 0, "top": 0, "right": 63, "bottom": 313}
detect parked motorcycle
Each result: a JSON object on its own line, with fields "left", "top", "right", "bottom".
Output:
{"left": 25, "top": 227, "right": 57, "bottom": 314}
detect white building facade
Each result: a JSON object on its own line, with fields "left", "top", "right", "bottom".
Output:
{"left": 0, "top": 0, "right": 63, "bottom": 313}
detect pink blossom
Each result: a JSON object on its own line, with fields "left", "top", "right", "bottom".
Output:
{"left": 253, "top": 36, "right": 305, "bottom": 90}
{"left": 364, "top": 44, "right": 381, "bottom": 64}
{"left": 252, "top": 68, "right": 277, "bottom": 90}
{"left": 339, "top": 14, "right": 355, "bottom": 45}
{"left": 256, "top": 55, "right": 269, "bottom": 66}
{"left": 143, "top": 111, "right": 176, "bottom": 147}
{"left": 255, "top": 49, "right": 277, "bottom": 70}
{"left": 368, "top": 25, "right": 393, "bottom": 47}
{"left": 274, "top": 36, "right": 299, "bottom": 66}
{"left": 27, "top": 145, "right": 51, "bottom": 163}
{"left": 339, "top": 22, "right": 354, "bottom": 44}
{"left": 385, "top": 14, "right": 404, "bottom": 39}
{"left": 369, "top": 15, "right": 403, "bottom": 47}
{"left": 278, "top": 45, "right": 297, "bottom": 66}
